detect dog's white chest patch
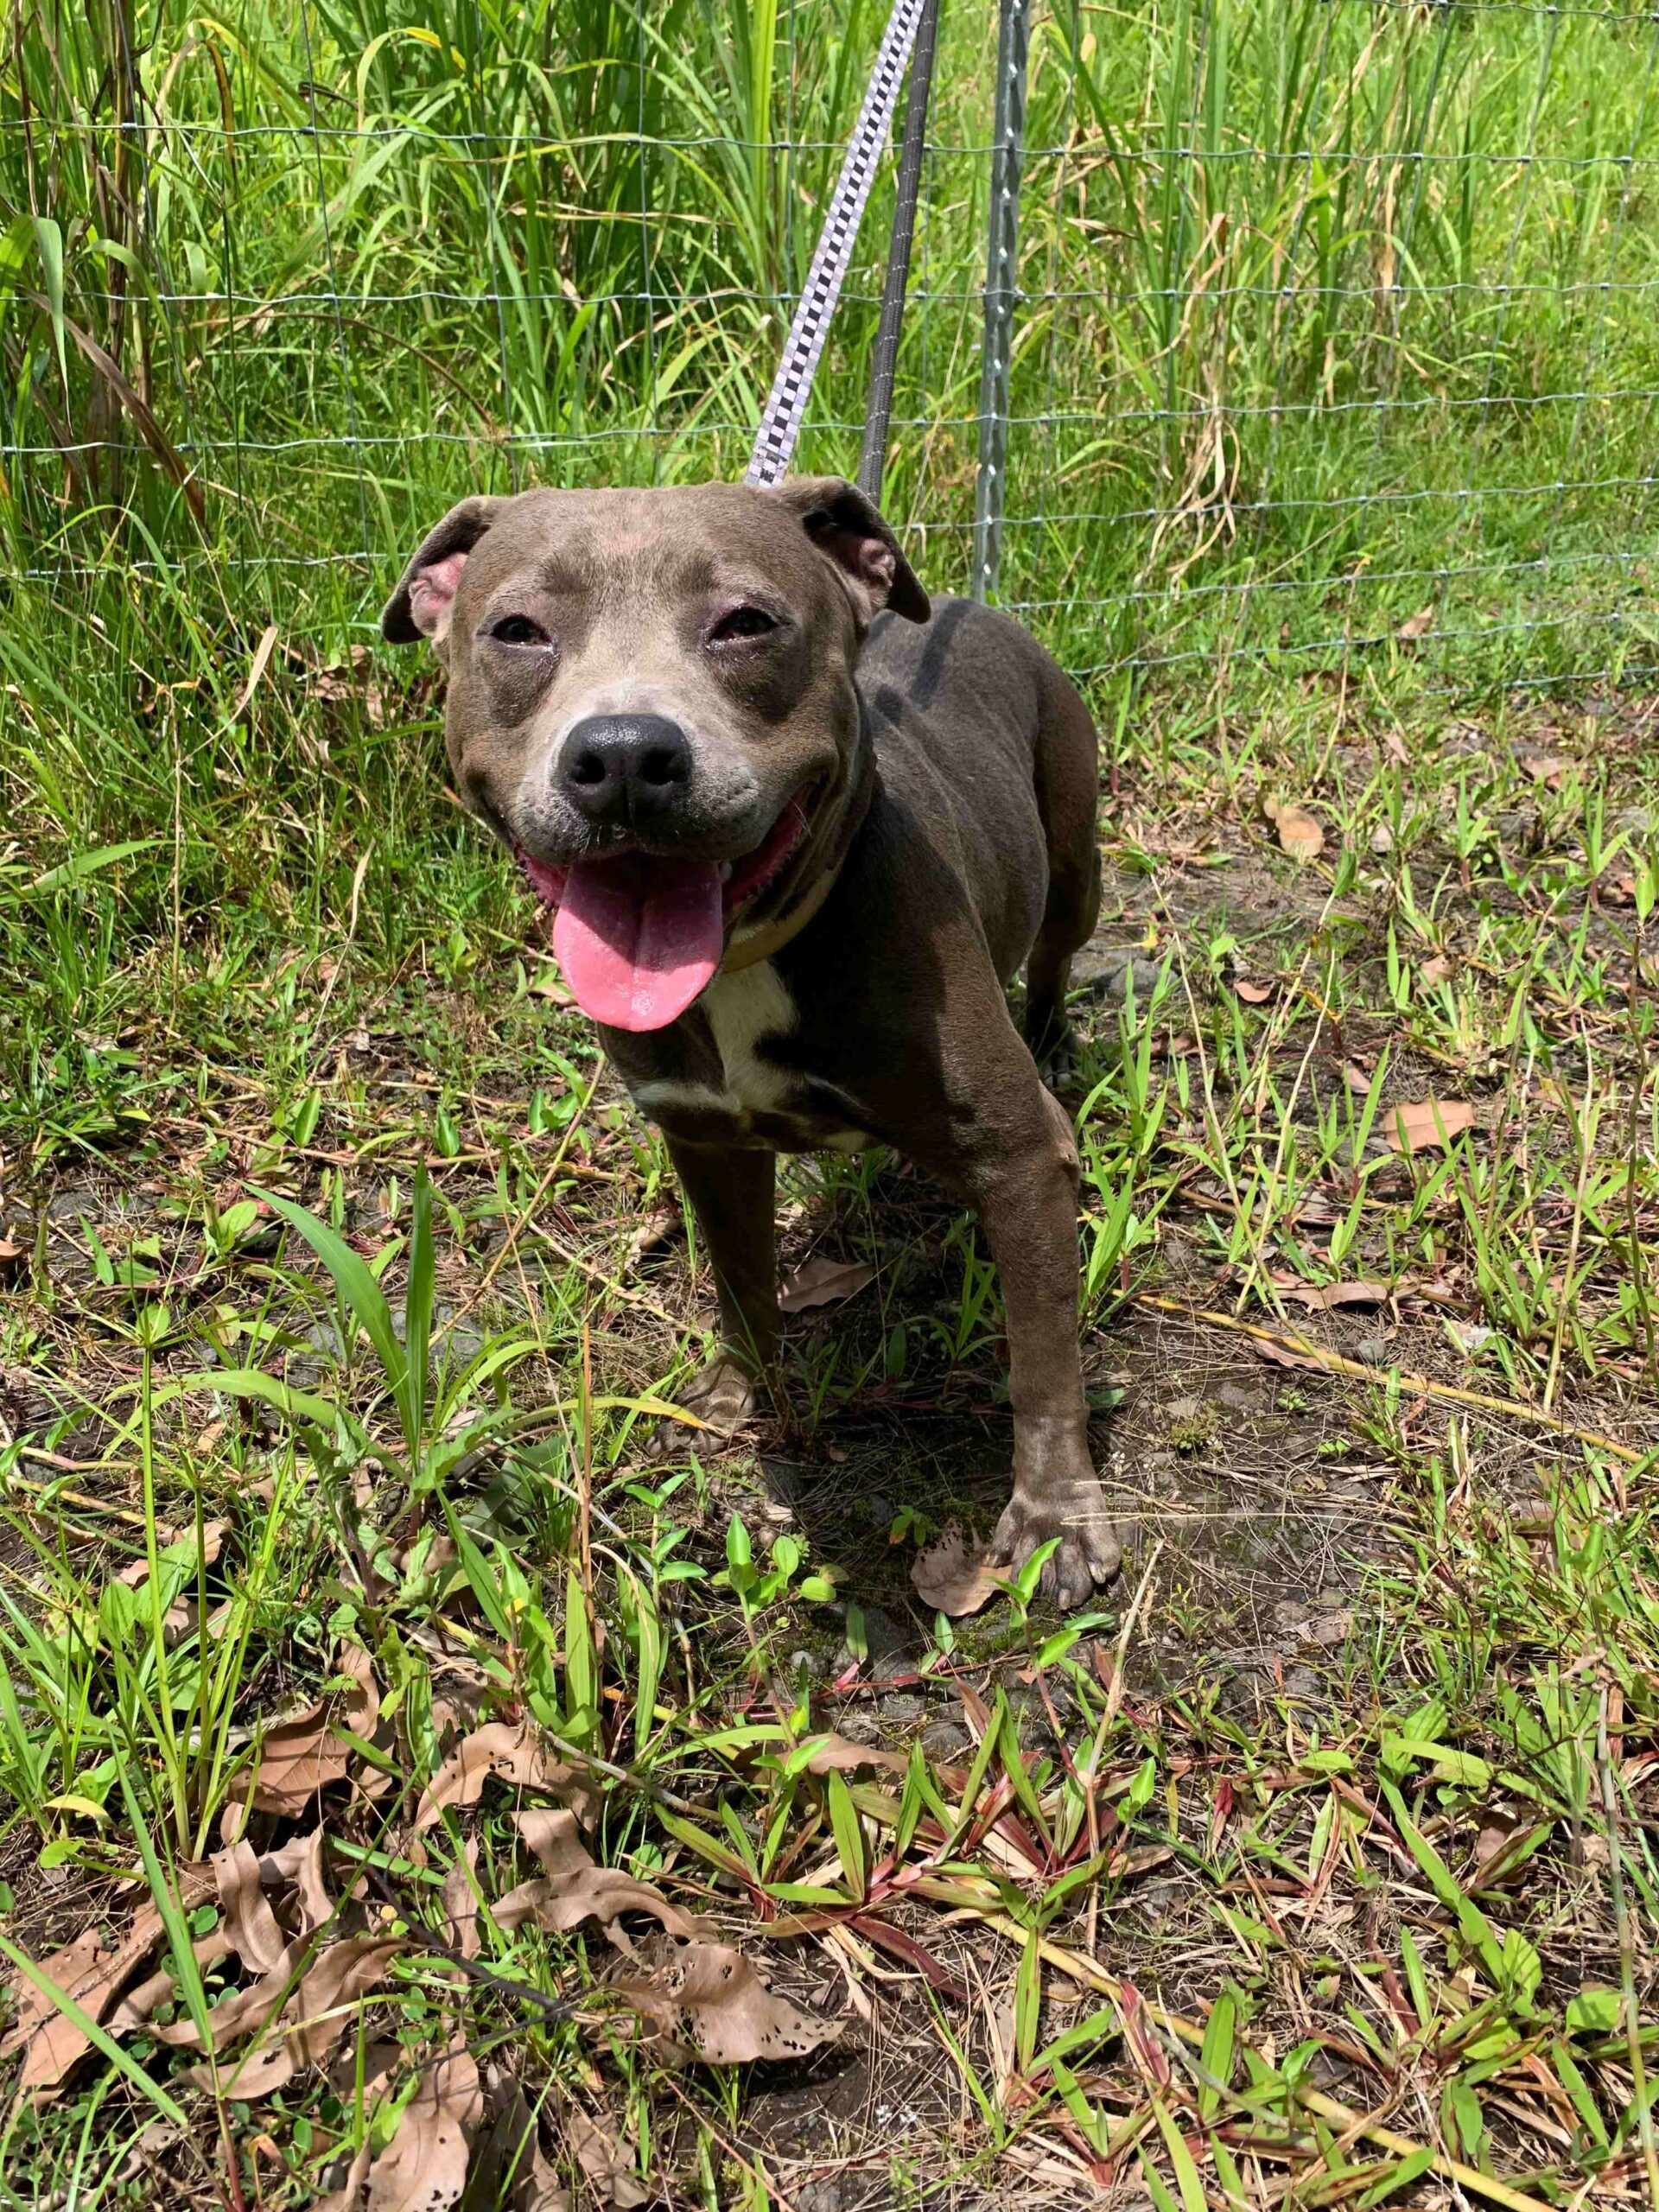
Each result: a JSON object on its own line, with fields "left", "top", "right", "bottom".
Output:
{"left": 634, "top": 962, "right": 799, "bottom": 1121}
{"left": 703, "top": 962, "right": 798, "bottom": 1109}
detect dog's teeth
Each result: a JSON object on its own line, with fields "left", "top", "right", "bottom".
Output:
{"left": 718, "top": 861, "right": 733, "bottom": 882}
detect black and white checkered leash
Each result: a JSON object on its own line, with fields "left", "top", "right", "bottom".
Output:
{"left": 745, "top": 0, "right": 930, "bottom": 488}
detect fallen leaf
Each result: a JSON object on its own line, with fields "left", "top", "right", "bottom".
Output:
{"left": 1520, "top": 751, "right": 1569, "bottom": 786}
{"left": 778, "top": 1255, "right": 876, "bottom": 1313}
{"left": 117, "top": 1519, "right": 225, "bottom": 1586}
{"left": 493, "top": 1809, "right": 699, "bottom": 1940}
{"left": 1448, "top": 1319, "right": 1495, "bottom": 1356}
{"left": 624, "top": 1205, "right": 682, "bottom": 1266}
{"left": 2, "top": 1866, "right": 214, "bottom": 2094}
{"left": 441, "top": 1841, "right": 480, "bottom": 1961}
{"left": 613, "top": 1939, "right": 841, "bottom": 2064}
{"left": 1280, "top": 1280, "right": 1390, "bottom": 1312}
{"left": 367, "top": 2044, "right": 482, "bottom": 2212}
{"left": 263, "top": 1827, "right": 334, "bottom": 1935}
{"left": 911, "top": 1524, "right": 1001, "bottom": 1618}
{"left": 1234, "top": 978, "right": 1274, "bottom": 1004}
{"left": 213, "top": 1840, "right": 288, "bottom": 1974}
{"left": 1380, "top": 728, "right": 1411, "bottom": 766}
{"left": 110, "top": 1931, "right": 236, "bottom": 2032}
{"left": 235, "top": 1655, "right": 378, "bottom": 1815}
{"left": 472, "top": 2070, "right": 571, "bottom": 2212}
{"left": 1251, "top": 1335, "right": 1327, "bottom": 1375}
{"left": 1383, "top": 1097, "right": 1477, "bottom": 1154}
{"left": 412, "top": 1723, "right": 591, "bottom": 1835}
{"left": 569, "top": 2105, "right": 648, "bottom": 2208}
{"left": 1269, "top": 803, "right": 1325, "bottom": 863}
{"left": 801, "top": 1734, "right": 909, "bottom": 1777}
{"left": 316, "top": 2143, "right": 373, "bottom": 2212}
{"left": 2, "top": 1926, "right": 124, "bottom": 2093}
{"left": 1342, "top": 1061, "right": 1373, "bottom": 1095}
{"left": 1420, "top": 954, "right": 1452, "bottom": 988}
{"left": 1396, "top": 605, "right": 1434, "bottom": 644}
{"left": 175, "top": 1935, "right": 401, "bottom": 2106}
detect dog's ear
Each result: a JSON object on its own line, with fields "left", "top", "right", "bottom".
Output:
{"left": 771, "top": 477, "right": 930, "bottom": 626}
{"left": 382, "top": 496, "right": 506, "bottom": 645}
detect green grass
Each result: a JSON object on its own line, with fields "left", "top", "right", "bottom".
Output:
{"left": 3, "top": 0, "right": 1659, "bottom": 2204}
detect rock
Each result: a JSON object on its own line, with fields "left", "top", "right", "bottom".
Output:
{"left": 922, "top": 1718, "right": 969, "bottom": 1758}
{"left": 1075, "top": 948, "right": 1166, "bottom": 1004}
{"left": 877, "top": 1691, "right": 923, "bottom": 1726}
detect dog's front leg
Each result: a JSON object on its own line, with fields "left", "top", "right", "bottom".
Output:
{"left": 968, "top": 1090, "right": 1122, "bottom": 1608}
{"left": 660, "top": 1137, "right": 779, "bottom": 1443}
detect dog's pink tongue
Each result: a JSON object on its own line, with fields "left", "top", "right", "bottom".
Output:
{"left": 553, "top": 855, "right": 723, "bottom": 1031}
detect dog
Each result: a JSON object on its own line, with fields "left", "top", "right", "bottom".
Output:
{"left": 383, "top": 477, "right": 1121, "bottom": 1607}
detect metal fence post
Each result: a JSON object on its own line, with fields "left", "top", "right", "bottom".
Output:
{"left": 971, "top": 0, "right": 1029, "bottom": 603}
{"left": 858, "top": 0, "right": 941, "bottom": 507}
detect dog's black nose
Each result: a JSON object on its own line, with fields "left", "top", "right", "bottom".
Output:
{"left": 557, "top": 713, "right": 692, "bottom": 826}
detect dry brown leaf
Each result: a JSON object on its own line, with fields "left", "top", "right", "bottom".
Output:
{"left": 493, "top": 1809, "right": 699, "bottom": 1940}
{"left": 213, "top": 1840, "right": 288, "bottom": 1974}
{"left": 569, "top": 2105, "right": 647, "bottom": 2208}
{"left": 1384, "top": 1097, "right": 1477, "bottom": 1154}
{"left": 1342, "top": 1061, "right": 1374, "bottom": 1095}
{"left": 367, "top": 2044, "right": 483, "bottom": 2212}
{"left": 801, "top": 1733, "right": 909, "bottom": 1777}
{"left": 1, "top": 1869, "right": 212, "bottom": 2094}
{"left": 624, "top": 1204, "right": 682, "bottom": 1266}
{"left": 329, "top": 2037, "right": 404, "bottom": 2109}
{"left": 110, "top": 1930, "right": 236, "bottom": 2032}
{"left": 1395, "top": 605, "right": 1434, "bottom": 644}
{"left": 1520, "top": 751, "right": 1569, "bottom": 786}
{"left": 294, "top": 1937, "right": 404, "bottom": 2066}
{"left": 2, "top": 1926, "right": 124, "bottom": 2092}
{"left": 316, "top": 2143, "right": 373, "bottom": 2212}
{"left": 235, "top": 1656, "right": 378, "bottom": 1815}
{"left": 614, "top": 1939, "right": 840, "bottom": 2064}
{"left": 441, "top": 1841, "right": 481, "bottom": 1961}
{"left": 116, "top": 1519, "right": 226, "bottom": 1586}
{"left": 911, "top": 1523, "right": 1001, "bottom": 1618}
{"left": 471, "top": 2070, "right": 571, "bottom": 2212}
{"left": 1268, "top": 801, "right": 1325, "bottom": 863}
{"left": 264, "top": 1827, "right": 334, "bottom": 1935}
{"left": 1420, "top": 954, "right": 1452, "bottom": 988}
{"left": 1251, "top": 1334, "right": 1328, "bottom": 1375}
{"left": 778, "top": 1254, "right": 876, "bottom": 1313}
{"left": 156, "top": 1942, "right": 307, "bottom": 2050}
{"left": 175, "top": 1934, "right": 400, "bottom": 2107}
{"left": 1281, "top": 1280, "right": 1390, "bottom": 1312}
{"left": 412, "top": 1723, "right": 590, "bottom": 1835}
{"left": 1233, "top": 978, "right": 1274, "bottom": 1004}
{"left": 1380, "top": 728, "right": 1411, "bottom": 766}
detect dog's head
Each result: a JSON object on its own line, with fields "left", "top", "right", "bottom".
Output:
{"left": 383, "top": 478, "right": 927, "bottom": 1031}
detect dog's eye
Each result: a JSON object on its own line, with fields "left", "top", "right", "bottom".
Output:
{"left": 489, "top": 613, "right": 549, "bottom": 646}
{"left": 708, "top": 605, "right": 777, "bottom": 645}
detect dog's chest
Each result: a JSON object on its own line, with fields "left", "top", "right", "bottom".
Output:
{"left": 626, "top": 963, "right": 869, "bottom": 1152}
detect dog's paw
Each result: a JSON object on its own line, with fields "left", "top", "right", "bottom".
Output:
{"left": 647, "top": 1354, "right": 759, "bottom": 1462}
{"left": 989, "top": 1482, "right": 1122, "bottom": 1610}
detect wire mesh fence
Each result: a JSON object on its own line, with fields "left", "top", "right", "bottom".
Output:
{"left": 5, "top": 0, "right": 1659, "bottom": 700}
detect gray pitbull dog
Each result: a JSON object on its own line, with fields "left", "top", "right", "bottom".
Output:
{"left": 384, "top": 477, "right": 1120, "bottom": 1606}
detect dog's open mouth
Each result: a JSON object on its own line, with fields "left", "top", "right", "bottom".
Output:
{"left": 513, "top": 793, "right": 810, "bottom": 1033}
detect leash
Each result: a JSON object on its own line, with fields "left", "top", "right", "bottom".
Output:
{"left": 746, "top": 0, "right": 931, "bottom": 488}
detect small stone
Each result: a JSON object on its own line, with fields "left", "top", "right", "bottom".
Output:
{"left": 878, "top": 1691, "right": 923, "bottom": 1726}
{"left": 923, "top": 1718, "right": 969, "bottom": 1758}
